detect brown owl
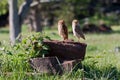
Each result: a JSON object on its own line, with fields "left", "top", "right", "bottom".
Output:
{"left": 58, "top": 20, "right": 68, "bottom": 40}
{"left": 72, "top": 19, "right": 85, "bottom": 41}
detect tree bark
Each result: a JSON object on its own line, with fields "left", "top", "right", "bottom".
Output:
{"left": 19, "top": 0, "right": 33, "bottom": 25}
{"left": 33, "top": 9, "right": 42, "bottom": 32}
{"left": 8, "top": 0, "right": 19, "bottom": 44}
{"left": 27, "top": 7, "right": 42, "bottom": 32}
{"left": 8, "top": 0, "right": 33, "bottom": 44}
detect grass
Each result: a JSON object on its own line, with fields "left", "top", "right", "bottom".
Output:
{"left": 0, "top": 27, "right": 9, "bottom": 41}
{"left": 0, "top": 25, "right": 120, "bottom": 79}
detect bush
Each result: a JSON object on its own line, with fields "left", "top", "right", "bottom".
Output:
{"left": 0, "top": 33, "right": 50, "bottom": 73}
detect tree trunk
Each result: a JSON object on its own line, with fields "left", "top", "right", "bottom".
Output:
{"left": 34, "top": 9, "right": 42, "bottom": 32}
{"left": 8, "top": 0, "right": 19, "bottom": 44}
{"left": 29, "top": 57, "right": 81, "bottom": 74}
{"left": 8, "top": 0, "right": 33, "bottom": 44}
{"left": 19, "top": 0, "right": 33, "bottom": 26}
{"left": 27, "top": 8, "right": 42, "bottom": 32}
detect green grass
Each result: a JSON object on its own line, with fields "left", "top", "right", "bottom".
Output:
{"left": 0, "top": 27, "right": 9, "bottom": 41}
{"left": 0, "top": 25, "right": 120, "bottom": 79}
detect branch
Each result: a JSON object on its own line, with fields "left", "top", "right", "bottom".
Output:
{"left": 19, "top": 0, "right": 33, "bottom": 25}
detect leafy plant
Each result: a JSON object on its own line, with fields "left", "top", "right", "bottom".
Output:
{"left": 0, "top": 33, "right": 51, "bottom": 75}
{"left": 14, "top": 33, "right": 50, "bottom": 58}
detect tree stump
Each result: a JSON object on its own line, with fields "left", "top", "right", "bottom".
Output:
{"left": 43, "top": 40, "right": 87, "bottom": 60}
{"left": 29, "top": 57, "right": 81, "bottom": 74}
{"left": 29, "top": 40, "right": 87, "bottom": 74}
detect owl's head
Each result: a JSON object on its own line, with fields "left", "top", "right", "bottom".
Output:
{"left": 72, "top": 19, "right": 78, "bottom": 24}
{"left": 58, "top": 20, "right": 65, "bottom": 25}
{"left": 72, "top": 19, "right": 80, "bottom": 27}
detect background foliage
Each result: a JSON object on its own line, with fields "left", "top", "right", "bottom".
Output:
{"left": 0, "top": 0, "right": 24, "bottom": 15}
{"left": 0, "top": 0, "right": 7, "bottom": 15}
{"left": 0, "top": 0, "right": 120, "bottom": 26}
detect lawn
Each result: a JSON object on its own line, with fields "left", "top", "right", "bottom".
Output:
{"left": 0, "top": 25, "right": 120, "bottom": 80}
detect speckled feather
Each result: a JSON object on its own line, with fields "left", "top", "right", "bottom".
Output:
{"left": 58, "top": 20, "right": 68, "bottom": 40}
{"left": 72, "top": 20, "right": 85, "bottom": 40}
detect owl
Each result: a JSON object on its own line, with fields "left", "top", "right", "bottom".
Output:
{"left": 58, "top": 20, "right": 68, "bottom": 40}
{"left": 72, "top": 19, "right": 85, "bottom": 41}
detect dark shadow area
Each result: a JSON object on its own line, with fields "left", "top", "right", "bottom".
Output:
{"left": 82, "top": 23, "right": 115, "bottom": 34}
{"left": 0, "top": 12, "right": 9, "bottom": 28}
{"left": 95, "top": 30, "right": 120, "bottom": 35}
{"left": 85, "top": 30, "right": 120, "bottom": 34}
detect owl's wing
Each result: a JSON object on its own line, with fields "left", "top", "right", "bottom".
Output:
{"left": 62, "top": 24, "right": 68, "bottom": 39}
{"left": 58, "top": 24, "right": 68, "bottom": 40}
{"left": 63, "top": 25, "right": 68, "bottom": 35}
{"left": 75, "top": 25, "right": 85, "bottom": 40}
